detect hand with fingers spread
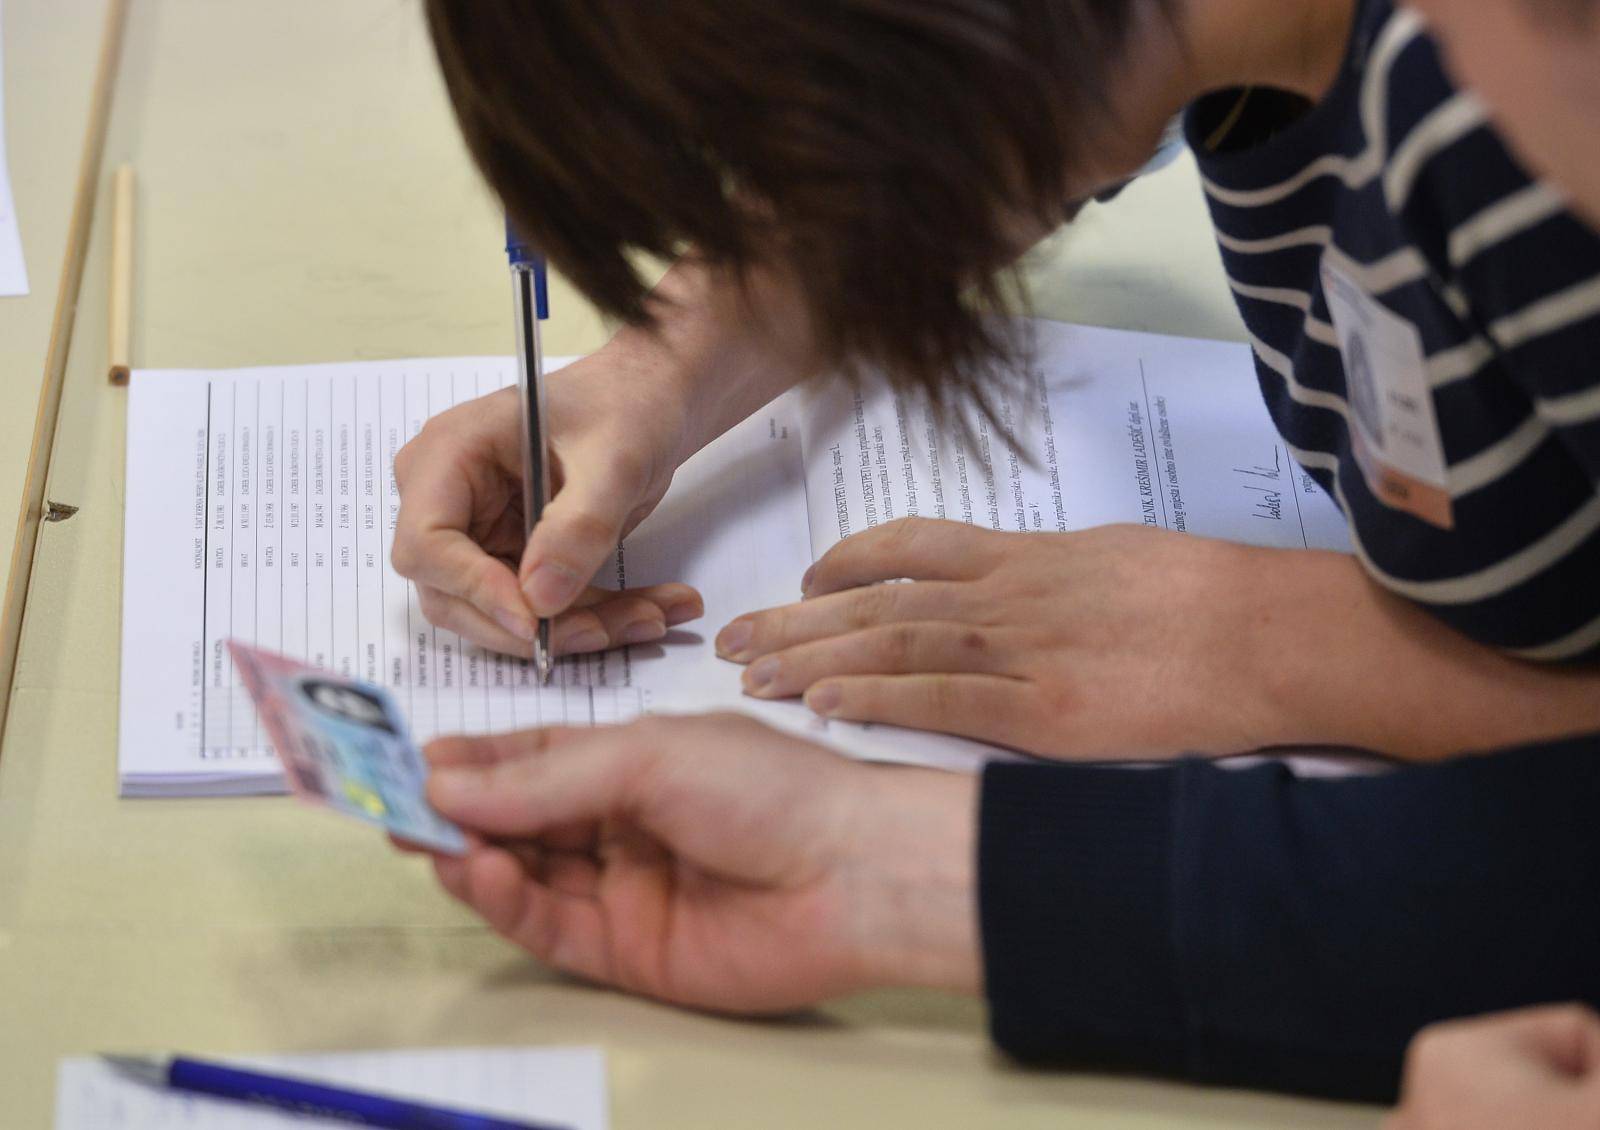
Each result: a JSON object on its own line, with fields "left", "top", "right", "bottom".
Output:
{"left": 719, "top": 515, "right": 1600, "bottom": 763}
{"left": 406, "top": 713, "right": 980, "bottom": 1013}
{"left": 715, "top": 517, "right": 1305, "bottom": 761}
{"left": 1386, "top": 1005, "right": 1600, "bottom": 1130}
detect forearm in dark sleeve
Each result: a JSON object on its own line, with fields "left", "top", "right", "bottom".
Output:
{"left": 978, "top": 732, "right": 1600, "bottom": 1102}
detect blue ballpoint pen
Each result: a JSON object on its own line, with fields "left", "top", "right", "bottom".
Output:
{"left": 505, "top": 220, "right": 554, "bottom": 685}
{"left": 102, "top": 1054, "right": 573, "bottom": 1130}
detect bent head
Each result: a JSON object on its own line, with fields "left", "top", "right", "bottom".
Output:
{"left": 425, "top": 0, "right": 1177, "bottom": 398}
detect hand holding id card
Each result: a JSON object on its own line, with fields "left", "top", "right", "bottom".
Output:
{"left": 229, "top": 641, "right": 468, "bottom": 854}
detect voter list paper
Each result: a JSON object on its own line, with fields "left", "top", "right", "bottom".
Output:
{"left": 119, "top": 358, "right": 650, "bottom": 797}
{"left": 119, "top": 322, "right": 1359, "bottom": 794}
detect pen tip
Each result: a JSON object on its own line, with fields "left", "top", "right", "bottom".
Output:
{"left": 536, "top": 625, "right": 553, "bottom": 685}
{"left": 102, "top": 1055, "right": 167, "bottom": 1086}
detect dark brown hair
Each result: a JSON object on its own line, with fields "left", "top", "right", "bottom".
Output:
{"left": 426, "top": 1, "right": 1148, "bottom": 397}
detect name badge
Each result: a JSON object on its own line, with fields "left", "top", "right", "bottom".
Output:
{"left": 1321, "top": 260, "right": 1454, "bottom": 529}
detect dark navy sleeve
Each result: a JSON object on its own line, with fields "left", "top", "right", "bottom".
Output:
{"left": 978, "top": 733, "right": 1600, "bottom": 1102}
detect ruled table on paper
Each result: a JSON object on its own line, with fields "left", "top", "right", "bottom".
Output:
{"left": 119, "top": 357, "right": 647, "bottom": 796}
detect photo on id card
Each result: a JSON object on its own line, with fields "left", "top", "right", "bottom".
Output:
{"left": 228, "top": 640, "right": 468, "bottom": 854}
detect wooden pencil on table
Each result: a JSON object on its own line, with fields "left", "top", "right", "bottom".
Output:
{"left": 108, "top": 164, "right": 134, "bottom": 385}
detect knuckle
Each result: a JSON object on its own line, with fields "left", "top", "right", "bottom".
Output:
{"left": 847, "top": 584, "right": 894, "bottom": 629}
{"left": 389, "top": 537, "right": 416, "bottom": 577}
{"left": 881, "top": 623, "right": 916, "bottom": 667}
{"left": 925, "top": 676, "right": 960, "bottom": 716}
{"left": 1542, "top": 1005, "right": 1599, "bottom": 1048}
{"left": 412, "top": 415, "right": 446, "bottom": 451}
{"left": 1403, "top": 1026, "right": 1457, "bottom": 1079}
{"left": 1038, "top": 677, "right": 1082, "bottom": 721}
{"left": 393, "top": 442, "right": 415, "bottom": 482}
{"left": 756, "top": 608, "right": 787, "bottom": 646}
{"left": 884, "top": 516, "right": 924, "bottom": 553}
{"left": 463, "top": 565, "right": 501, "bottom": 612}
{"left": 562, "top": 508, "right": 619, "bottom": 554}
{"left": 562, "top": 608, "right": 604, "bottom": 644}
{"left": 416, "top": 586, "right": 447, "bottom": 625}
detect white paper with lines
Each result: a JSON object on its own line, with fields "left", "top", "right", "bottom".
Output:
{"left": 55, "top": 1046, "right": 607, "bottom": 1129}
{"left": 120, "top": 357, "right": 657, "bottom": 796}
{"left": 0, "top": 0, "right": 32, "bottom": 296}
{"left": 119, "top": 322, "right": 1352, "bottom": 795}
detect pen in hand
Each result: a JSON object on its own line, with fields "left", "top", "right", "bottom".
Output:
{"left": 506, "top": 220, "right": 554, "bottom": 685}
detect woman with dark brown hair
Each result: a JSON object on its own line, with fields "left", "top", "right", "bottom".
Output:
{"left": 390, "top": 0, "right": 1600, "bottom": 1103}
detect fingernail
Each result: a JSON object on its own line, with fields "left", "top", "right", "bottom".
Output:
{"left": 800, "top": 565, "right": 815, "bottom": 595}
{"left": 621, "top": 619, "right": 665, "bottom": 646}
{"left": 806, "top": 684, "right": 843, "bottom": 716}
{"left": 664, "top": 600, "right": 702, "bottom": 627}
{"left": 495, "top": 607, "right": 537, "bottom": 641}
{"left": 744, "top": 656, "right": 780, "bottom": 694}
{"left": 524, "top": 561, "right": 583, "bottom": 615}
{"left": 567, "top": 629, "right": 609, "bottom": 654}
{"left": 716, "top": 619, "right": 753, "bottom": 659}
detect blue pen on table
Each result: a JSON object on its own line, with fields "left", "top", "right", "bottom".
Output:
{"left": 102, "top": 1053, "right": 573, "bottom": 1130}
{"left": 505, "top": 219, "right": 554, "bottom": 685}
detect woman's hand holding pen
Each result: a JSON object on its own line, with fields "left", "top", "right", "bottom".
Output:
{"left": 392, "top": 258, "right": 819, "bottom": 657}
{"left": 391, "top": 342, "right": 703, "bottom": 658}
{"left": 405, "top": 714, "right": 981, "bottom": 1012}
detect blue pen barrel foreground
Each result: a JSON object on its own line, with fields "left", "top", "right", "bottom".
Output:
{"left": 169, "top": 1055, "right": 571, "bottom": 1130}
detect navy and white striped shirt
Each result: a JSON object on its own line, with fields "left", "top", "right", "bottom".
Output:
{"left": 1183, "top": 0, "right": 1600, "bottom": 661}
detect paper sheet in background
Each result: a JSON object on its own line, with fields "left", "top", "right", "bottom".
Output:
{"left": 798, "top": 320, "right": 1350, "bottom": 556}
{"left": 0, "top": 1, "right": 31, "bottom": 296}
{"left": 55, "top": 1047, "right": 608, "bottom": 1130}
{"left": 119, "top": 320, "right": 1354, "bottom": 793}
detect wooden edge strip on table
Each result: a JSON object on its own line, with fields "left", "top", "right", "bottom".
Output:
{"left": 108, "top": 163, "right": 134, "bottom": 384}
{"left": 0, "top": 0, "right": 132, "bottom": 754}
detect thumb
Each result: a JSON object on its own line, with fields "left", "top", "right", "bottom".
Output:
{"left": 518, "top": 467, "right": 638, "bottom": 617}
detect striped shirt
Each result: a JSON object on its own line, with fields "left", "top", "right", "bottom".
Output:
{"left": 1182, "top": 0, "right": 1600, "bottom": 661}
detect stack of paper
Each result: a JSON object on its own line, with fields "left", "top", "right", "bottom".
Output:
{"left": 118, "top": 320, "right": 1349, "bottom": 794}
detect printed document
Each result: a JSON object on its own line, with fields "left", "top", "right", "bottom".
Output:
{"left": 119, "top": 321, "right": 1349, "bottom": 793}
